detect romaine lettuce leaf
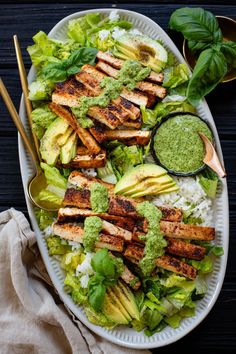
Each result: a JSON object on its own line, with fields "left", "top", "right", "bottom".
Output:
{"left": 163, "top": 63, "right": 190, "bottom": 89}
{"left": 108, "top": 143, "right": 143, "bottom": 180}
{"left": 190, "top": 255, "right": 213, "bottom": 274}
{"left": 40, "top": 163, "right": 67, "bottom": 189}
{"left": 31, "top": 104, "right": 57, "bottom": 139}
{"left": 35, "top": 209, "right": 56, "bottom": 230}
{"left": 64, "top": 273, "right": 88, "bottom": 305}
{"left": 197, "top": 167, "right": 219, "bottom": 198}
{"left": 46, "top": 236, "right": 71, "bottom": 256}
{"left": 28, "top": 78, "right": 54, "bottom": 101}
{"left": 141, "top": 100, "right": 195, "bottom": 129}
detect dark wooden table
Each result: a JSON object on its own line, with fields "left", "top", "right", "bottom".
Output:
{"left": 0, "top": 1, "right": 235, "bottom": 353}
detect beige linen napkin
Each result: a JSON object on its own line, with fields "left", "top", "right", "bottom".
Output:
{"left": 0, "top": 208, "right": 150, "bottom": 354}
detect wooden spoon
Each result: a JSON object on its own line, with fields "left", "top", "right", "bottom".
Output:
{"left": 0, "top": 78, "right": 58, "bottom": 211}
{"left": 199, "top": 132, "right": 226, "bottom": 178}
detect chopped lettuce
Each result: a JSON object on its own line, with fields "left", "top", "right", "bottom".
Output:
{"left": 97, "top": 160, "right": 117, "bottom": 184}
{"left": 67, "top": 13, "right": 132, "bottom": 51}
{"left": 27, "top": 31, "right": 81, "bottom": 68}
{"left": 31, "top": 104, "right": 57, "bottom": 139}
{"left": 41, "top": 163, "right": 67, "bottom": 189}
{"left": 27, "top": 31, "right": 61, "bottom": 67}
{"left": 35, "top": 209, "right": 56, "bottom": 230}
{"left": 61, "top": 250, "right": 83, "bottom": 272}
{"left": 141, "top": 100, "right": 195, "bottom": 129}
{"left": 198, "top": 167, "right": 219, "bottom": 198}
{"left": 108, "top": 142, "right": 143, "bottom": 180}
{"left": 37, "top": 163, "right": 67, "bottom": 206}
{"left": 190, "top": 255, "right": 213, "bottom": 274}
{"left": 194, "top": 275, "right": 208, "bottom": 295}
{"left": 64, "top": 273, "right": 88, "bottom": 305}
{"left": 28, "top": 77, "right": 54, "bottom": 101}
{"left": 163, "top": 63, "right": 190, "bottom": 89}
{"left": 46, "top": 236, "right": 72, "bottom": 256}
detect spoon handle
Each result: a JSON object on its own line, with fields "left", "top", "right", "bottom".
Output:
{"left": 204, "top": 152, "right": 227, "bottom": 178}
{"left": 0, "top": 78, "right": 38, "bottom": 164}
{"left": 13, "top": 35, "right": 41, "bottom": 162}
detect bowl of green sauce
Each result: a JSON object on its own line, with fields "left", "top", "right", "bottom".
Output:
{"left": 150, "top": 112, "right": 214, "bottom": 176}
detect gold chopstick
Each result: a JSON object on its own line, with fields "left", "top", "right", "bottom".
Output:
{"left": 0, "top": 78, "right": 38, "bottom": 162}
{"left": 13, "top": 34, "right": 41, "bottom": 161}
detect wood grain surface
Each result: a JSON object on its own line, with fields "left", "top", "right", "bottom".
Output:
{"left": 0, "top": 2, "right": 235, "bottom": 353}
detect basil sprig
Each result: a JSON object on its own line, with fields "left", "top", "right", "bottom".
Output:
{"left": 169, "top": 7, "right": 236, "bottom": 105}
{"left": 88, "top": 249, "right": 122, "bottom": 311}
{"left": 42, "top": 47, "right": 98, "bottom": 83}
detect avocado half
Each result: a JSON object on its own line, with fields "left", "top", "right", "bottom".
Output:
{"left": 150, "top": 111, "right": 215, "bottom": 177}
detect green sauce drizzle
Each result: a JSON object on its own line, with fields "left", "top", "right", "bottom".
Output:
{"left": 83, "top": 216, "right": 103, "bottom": 252}
{"left": 90, "top": 182, "right": 109, "bottom": 213}
{"left": 136, "top": 201, "right": 167, "bottom": 276}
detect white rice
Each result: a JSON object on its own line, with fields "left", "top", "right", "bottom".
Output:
{"left": 43, "top": 225, "right": 54, "bottom": 237}
{"left": 67, "top": 241, "right": 81, "bottom": 251}
{"left": 129, "top": 29, "right": 143, "bottom": 36}
{"left": 151, "top": 177, "right": 213, "bottom": 226}
{"left": 111, "top": 26, "right": 126, "bottom": 40}
{"left": 80, "top": 274, "right": 90, "bottom": 288}
{"left": 98, "top": 29, "right": 110, "bottom": 41}
{"left": 76, "top": 252, "right": 94, "bottom": 277}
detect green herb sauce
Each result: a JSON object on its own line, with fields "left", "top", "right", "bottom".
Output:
{"left": 153, "top": 114, "right": 212, "bottom": 173}
{"left": 83, "top": 216, "right": 103, "bottom": 252}
{"left": 136, "top": 201, "right": 167, "bottom": 276}
{"left": 90, "top": 182, "right": 109, "bottom": 213}
{"left": 73, "top": 59, "right": 151, "bottom": 120}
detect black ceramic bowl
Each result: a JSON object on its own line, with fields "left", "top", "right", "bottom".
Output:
{"left": 150, "top": 111, "right": 215, "bottom": 177}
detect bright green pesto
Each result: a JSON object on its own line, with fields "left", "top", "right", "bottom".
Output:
{"left": 153, "top": 114, "right": 213, "bottom": 173}
{"left": 136, "top": 201, "right": 167, "bottom": 276}
{"left": 90, "top": 182, "right": 109, "bottom": 213}
{"left": 118, "top": 60, "right": 151, "bottom": 90}
{"left": 73, "top": 60, "right": 151, "bottom": 120}
{"left": 83, "top": 216, "right": 103, "bottom": 252}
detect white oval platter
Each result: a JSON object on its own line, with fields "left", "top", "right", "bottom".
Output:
{"left": 18, "top": 8, "right": 229, "bottom": 349}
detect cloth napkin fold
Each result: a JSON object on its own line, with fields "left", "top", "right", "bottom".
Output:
{"left": 0, "top": 208, "right": 150, "bottom": 354}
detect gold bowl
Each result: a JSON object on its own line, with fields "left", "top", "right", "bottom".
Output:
{"left": 183, "top": 16, "right": 236, "bottom": 83}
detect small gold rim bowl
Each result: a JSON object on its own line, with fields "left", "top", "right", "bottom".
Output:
{"left": 183, "top": 16, "right": 236, "bottom": 83}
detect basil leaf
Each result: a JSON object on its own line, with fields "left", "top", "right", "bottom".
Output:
{"left": 221, "top": 41, "right": 236, "bottom": 69}
{"left": 187, "top": 47, "right": 227, "bottom": 106}
{"left": 169, "top": 7, "right": 223, "bottom": 52}
{"left": 91, "top": 248, "right": 116, "bottom": 278}
{"left": 42, "top": 47, "right": 98, "bottom": 83}
{"left": 88, "top": 274, "right": 106, "bottom": 311}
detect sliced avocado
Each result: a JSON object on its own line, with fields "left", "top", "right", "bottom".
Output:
{"left": 60, "top": 132, "right": 78, "bottom": 164}
{"left": 57, "top": 126, "right": 73, "bottom": 146}
{"left": 115, "top": 34, "right": 168, "bottom": 72}
{"left": 113, "top": 281, "right": 140, "bottom": 321}
{"left": 123, "top": 175, "right": 174, "bottom": 196}
{"left": 102, "top": 293, "right": 129, "bottom": 325}
{"left": 130, "top": 182, "right": 178, "bottom": 198}
{"left": 106, "top": 288, "right": 132, "bottom": 322}
{"left": 40, "top": 117, "right": 70, "bottom": 166}
{"left": 114, "top": 164, "right": 167, "bottom": 195}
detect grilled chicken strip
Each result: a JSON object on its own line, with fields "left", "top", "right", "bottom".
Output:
{"left": 52, "top": 79, "right": 121, "bottom": 129}
{"left": 92, "top": 129, "right": 151, "bottom": 146}
{"left": 49, "top": 102, "right": 101, "bottom": 155}
{"left": 124, "top": 244, "right": 197, "bottom": 279}
{"left": 68, "top": 170, "right": 114, "bottom": 191}
{"left": 53, "top": 222, "right": 124, "bottom": 252}
{"left": 96, "top": 51, "right": 164, "bottom": 83}
{"left": 81, "top": 64, "right": 149, "bottom": 107}
{"left": 63, "top": 188, "right": 183, "bottom": 223}
{"left": 166, "top": 237, "right": 206, "bottom": 260}
{"left": 62, "top": 149, "right": 106, "bottom": 168}
{"left": 122, "top": 118, "right": 142, "bottom": 129}
{"left": 96, "top": 60, "right": 167, "bottom": 99}
{"left": 160, "top": 221, "right": 215, "bottom": 241}
{"left": 58, "top": 207, "right": 135, "bottom": 231}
